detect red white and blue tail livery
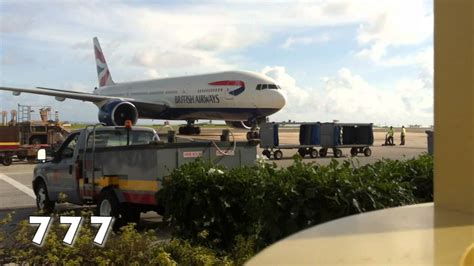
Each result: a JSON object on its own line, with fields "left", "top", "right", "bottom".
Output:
{"left": 94, "top": 37, "right": 115, "bottom": 87}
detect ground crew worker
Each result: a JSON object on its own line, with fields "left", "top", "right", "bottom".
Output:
{"left": 400, "top": 125, "right": 406, "bottom": 145}
{"left": 386, "top": 126, "right": 394, "bottom": 145}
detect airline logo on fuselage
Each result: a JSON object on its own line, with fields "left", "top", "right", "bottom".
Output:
{"left": 208, "top": 80, "right": 245, "bottom": 96}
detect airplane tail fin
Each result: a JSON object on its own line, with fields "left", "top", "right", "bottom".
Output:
{"left": 93, "top": 37, "right": 115, "bottom": 87}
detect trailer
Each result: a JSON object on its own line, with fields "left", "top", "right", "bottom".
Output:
{"left": 318, "top": 122, "right": 374, "bottom": 158}
{"left": 259, "top": 122, "right": 374, "bottom": 159}
{"left": 0, "top": 126, "right": 20, "bottom": 166}
{"left": 0, "top": 105, "right": 70, "bottom": 166}
{"left": 33, "top": 124, "right": 257, "bottom": 227}
{"left": 260, "top": 122, "right": 320, "bottom": 160}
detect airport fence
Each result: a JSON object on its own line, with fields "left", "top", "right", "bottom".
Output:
{"left": 157, "top": 153, "right": 433, "bottom": 252}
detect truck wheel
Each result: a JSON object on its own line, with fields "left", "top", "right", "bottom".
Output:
{"left": 156, "top": 205, "right": 165, "bottom": 216}
{"left": 35, "top": 181, "right": 55, "bottom": 213}
{"left": 309, "top": 148, "right": 319, "bottom": 158}
{"left": 364, "top": 148, "right": 372, "bottom": 157}
{"left": 193, "top": 127, "right": 201, "bottom": 135}
{"left": 319, "top": 148, "right": 327, "bottom": 157}
{"left": 2, "top": 156, "right": 12, "bottom": 166}
{"left": 334, "top": 148, "right": 343, "bottom": 158}
{"left": 97, "top": 190, "right": 124, "bottom": 229}
{"left": 297, "top": 148, "right": 306, "bottom": 157}
{"left": 97, "top": 190, "right": 140, "bottom": 229}
{"left": 262, "top": 150, "right": 271, "bottom": 159}
{"left": 350, "top": 148, "right": 358, "bottom": 156}
{"left": 274, "top": 150, "right": 283, "bottom": 160}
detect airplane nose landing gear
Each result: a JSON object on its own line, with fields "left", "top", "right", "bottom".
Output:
{"left": 178, "top": 120, "right": 201, "bottom": 135}
{"left": 246, "top": 118, "right": 262, "bottom": 141}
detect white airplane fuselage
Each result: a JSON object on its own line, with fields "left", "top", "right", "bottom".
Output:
{"left": 96, "top": 70, "right": 286, "bottom": 121}
{"left": 0, "top": 38, "right": 287, "bottom": 127}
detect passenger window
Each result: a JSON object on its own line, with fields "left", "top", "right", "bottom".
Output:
{"left": 261, "top": 84, "right": 268, "bottom": 90}
{"left": 256, "top": 84, "right": 261, "bottom": 90}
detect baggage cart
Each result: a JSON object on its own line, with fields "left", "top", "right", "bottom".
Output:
{"left": 259, "top": 122, "right": 374, "bottom": 159}
{"left": 259, "top": 122, "right": 321, "bottom": 159}
{"left": 319, "top": 122, "right": 374, "bottom": 158}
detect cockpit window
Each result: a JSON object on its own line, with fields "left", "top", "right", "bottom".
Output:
{"left": 256, "top": 84, "right": 280, "bottom": 90}
{"left": 268, "top": 84, "right": 277, "bottom": 89}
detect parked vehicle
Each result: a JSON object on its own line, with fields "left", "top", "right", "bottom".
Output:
{"left": 0, "top": 105, "right": 70, "bottom": 166}
{"left": 33, "top": 124, "right": 257, "bottom": 227}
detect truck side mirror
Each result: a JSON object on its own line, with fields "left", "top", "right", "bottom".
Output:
{"left": 37, "top": 149, "right": 46, "bottom": 162}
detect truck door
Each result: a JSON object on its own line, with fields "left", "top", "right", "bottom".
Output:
{"left": 47, "top": 132, "right": 80, "bottom": 201}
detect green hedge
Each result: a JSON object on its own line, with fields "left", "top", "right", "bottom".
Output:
{"left": 0, "top": 210, "right": 252, "bottom": 265}
{"left": 157, "top": 154, "right": 433, "bottom": 251}
{"left": 0, "top": 154, "right": 433, "bottom": 264}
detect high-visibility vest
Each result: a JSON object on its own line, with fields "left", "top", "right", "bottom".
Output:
{"left": 388, "top": 128, "right": 394, "bottom": 137}
{"left": 401, "top": 128, "right": 406, "bottom": 136}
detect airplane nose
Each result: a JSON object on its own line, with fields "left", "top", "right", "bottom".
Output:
{"left": 275, "top": 90, "right": 287, "bottom": 109}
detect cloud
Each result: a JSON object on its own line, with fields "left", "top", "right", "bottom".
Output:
{"left": 281, "top": 33, "right": 331, "bottom": 49}
{"left": 145, "top": 69, "right": 168, "bottom": 79}
{"left": 261, "top": 66, "right": 322, "bottom": 122}
{"left": 0, "top": 0, "right": 433, "bottom": 125}
{"left": 262, "top": 66, "right": 433, "bottom": 126}
{"left": 131, "top": 50, "right": 201, "bottom": 68}
{"left": 355, "top": 0, "right": 433, "bottom": 62}
{"left": 261, "top": 66, "right": 312, "bottom": 106}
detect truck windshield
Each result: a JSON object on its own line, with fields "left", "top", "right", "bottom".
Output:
{"left": 87, "top": 130, "right": 157, "bottom": 148}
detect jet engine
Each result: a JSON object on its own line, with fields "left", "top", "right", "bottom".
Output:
{"left": 225, "top": 120, "right": 252, "bottom": 129}
{"left": 98, "top": 100, "right": 138, "bottom": 126}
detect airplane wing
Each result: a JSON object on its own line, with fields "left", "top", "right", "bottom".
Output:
{"left": 0, "top": 86, "right": 134, "bottom": 102}
{"left": 0, "top": 86, "right": 169, "bottom": 115}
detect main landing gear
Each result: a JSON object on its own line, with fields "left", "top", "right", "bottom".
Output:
{"left": 178, "top": 120, "right": 201, "bottom": 135}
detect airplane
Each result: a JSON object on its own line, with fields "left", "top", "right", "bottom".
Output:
{"left": 0, "top": 37, "right": 286, "bottom": 136}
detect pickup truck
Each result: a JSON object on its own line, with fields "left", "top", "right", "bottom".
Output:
{"left": 33, "top": 124, "right": 256, "bottom": 227}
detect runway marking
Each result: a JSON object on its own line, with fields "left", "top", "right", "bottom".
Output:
{"left": 0, "top": 173, "right": 36, "bottom": 199}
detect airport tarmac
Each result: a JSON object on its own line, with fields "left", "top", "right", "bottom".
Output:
{"left": 187, "top": 127, "right": 429, "bottom": 168}
{"left": 0, "top": 128, "right": 428, "bottom": 225}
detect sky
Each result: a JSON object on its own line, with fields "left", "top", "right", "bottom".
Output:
{"left": 0, "top": 0, "right": 433, "bottom": 126}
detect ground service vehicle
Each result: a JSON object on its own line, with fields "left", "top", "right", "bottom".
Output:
{"left": 0, "top": 105, "right": 69, "bottom": 166}
{"left": 33, "top": 124, "right": 257, "bottom": 227}
{"left": 260, "top": 122, "right": 374, "bottom": 159}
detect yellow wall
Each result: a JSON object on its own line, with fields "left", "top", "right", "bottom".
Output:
{"left": 434, "top": 0, "right": 473, "bottom": 213}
